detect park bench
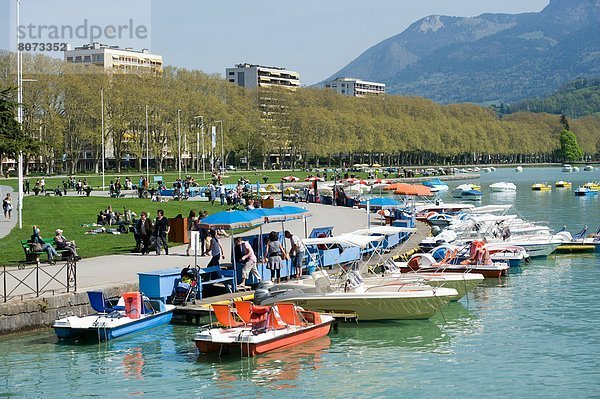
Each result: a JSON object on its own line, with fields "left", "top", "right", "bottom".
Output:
{"left": 20, "top": 239, "right": 73, "bottom": 263}
{"left": 197, "top": 266, "right": 236, "bottom": 299}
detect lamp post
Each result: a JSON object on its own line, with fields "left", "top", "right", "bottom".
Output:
{"left": 214, "top": 120, "right": 224, "bottom": 173}
{"left": 100, "top": 88, "right": 105, "bottom": 190}
{"left": 177, "top": 109, "right": 182, "bottom": 179}
{"left": 145, "top": 105, "right": 149, "bottom": 183}
{"left": 16, "top": 0, "right": 23, "bottom": 229}
{"left": 193, "top": 116, "right": 205, "bottom": 180}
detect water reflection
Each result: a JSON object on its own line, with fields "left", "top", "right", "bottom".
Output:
{"left": 202, "top": 336, "right": 331, "bottom": 391}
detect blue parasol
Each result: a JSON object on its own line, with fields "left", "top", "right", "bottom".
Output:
{"left": 198, "top": 210, "right": 263, "bottom": 230}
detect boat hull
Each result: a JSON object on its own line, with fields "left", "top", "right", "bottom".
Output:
{"left": 363, "top": 275, "right": 483, "bottom": 301}
{"left": 53, "top": 310, "right": 174, "bottom": 341}
{"left": 286, "top": 294, "right": 448, "bottom": 321}
{"left": 399, "top": 265, "right": 506, "bottom": 278}
{"left": 195, "top": 320, "right": 333, "bottom": 356}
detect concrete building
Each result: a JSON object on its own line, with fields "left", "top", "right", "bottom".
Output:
{"left": 225, "top": 63, "right": 300, "bottom": 89}
{"left": 64, "top": 43, "right": 163, "bottom": 75}
{"left": 324, "top": 77, "right": 385, "bottom": 97}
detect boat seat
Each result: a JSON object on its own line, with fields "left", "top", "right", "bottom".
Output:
{"left": 276, "top": 303, "right": 307, "bottom": 326}
{"left": 87, "top": 291, "right": 114, "bottom": 314}
{"left": 211, "top": 304, "right": 245, "bottom": 328}
{"left": 233, "top": 301, "right": 254, "bottom": 324}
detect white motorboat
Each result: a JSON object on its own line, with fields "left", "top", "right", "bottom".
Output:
{"left": 562, "top": 164, "right": 573, "bottom": 172}
{"left": 515, "top": 166, "right": 523, "bottom": 172}
{"left": 489, "top": 182, "right": 516, "bottom": 192}
{"left": 584, "top": 165, "right": 594, "bottom": 171}
{"left": 254, "top": 271, "right": 458, "bottom": 321}
{"left": 452, "top": 184, "right": 483, "bottom": 201}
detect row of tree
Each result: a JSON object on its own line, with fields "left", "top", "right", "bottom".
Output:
{"left": 0, "top": 50, "right": 598, "bottom": 175}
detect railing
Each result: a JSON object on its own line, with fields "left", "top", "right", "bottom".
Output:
{"left": 2, "top": 258, "right": 77, "bottom": 302}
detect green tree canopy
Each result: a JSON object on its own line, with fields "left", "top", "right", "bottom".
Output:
{"left": 559, "top": 129, "right": 583, "bottom": 162}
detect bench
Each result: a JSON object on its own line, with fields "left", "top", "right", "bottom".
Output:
{"left": 197, "top": 266, "right": 236, "bottom": 299}
{"left": 21, "top": 239, "right": 73, "bottom": 263}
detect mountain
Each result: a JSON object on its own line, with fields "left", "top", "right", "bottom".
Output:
{"left": 323, "top": 0, "right": 600, "bottom": 104}
{"left": 502, "top": 77, "right": 600, "bottom": 118}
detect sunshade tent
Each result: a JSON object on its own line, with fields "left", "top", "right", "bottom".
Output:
{"left": 198, "top": 210, "right": 264, "bottom": 290}
{"left": 393, "top": 183, "right": 433, "bottom": 197}
{"left": 359, "top": 197, "right": 401, "bottom": 209}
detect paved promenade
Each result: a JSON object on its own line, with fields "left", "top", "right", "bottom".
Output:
{"left": 4, "top": 200, "right": 385, "bottom": 297}
{"left": 0, "top": 185, "right": 17, "bottom": 240}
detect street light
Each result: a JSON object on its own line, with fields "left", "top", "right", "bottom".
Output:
{"left": 177, "top": 109, "right": 182, "bottom": 179}
{"left": 145, "top": 105, "right": 149, "bottom": 183}
{"left": 101, "top": 88, "right": 105, "bottom": 190}
{"left": 193, "top": 116, "right": 206, "bottom": 180}
{"left": 16, "top": 0, "right": 23, "bottom": 229}
{"left": 214, "top": 120, "right": 224, "bottom": 173}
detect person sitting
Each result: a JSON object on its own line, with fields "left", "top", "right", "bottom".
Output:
{"left": 30, "top": 226, "right": 58, "bottom": 264}
{"left": 54, "top": 229, "right": 80, "bottom": 260}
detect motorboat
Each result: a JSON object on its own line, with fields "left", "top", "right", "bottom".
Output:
{"left": 452, "top": 184, "right": 483, "bottom": 201}
{"left": 554, "top": 226, "right": 600, "bottom": 253}
{"left": 430, "top": 243, "right": 529, "bottom": 268}
{"left": 254, "top": 271, "right": 458, "bottom": 321}
{"left": 402, "top": 252, "right": 509, "bottom": 278}
{"left": 426, "top": 212, "right": 455, "bottom": 228}
{"left": 194, "top": 302, "right": 333, "bottom": 356}
{"left": 574, "top": 186, "right": 598, "bottom": 196}
{"left": 584, "top": 165, "right": 594, "bottom": 171}
{"left": 53, "top": 291, "right": 175, "bottom": 341}
{"left": 562, "top": 164, "right": 573, "bottom": 172}
{"left": 489, "top": 182, "right": 516, "bottom": 192}
{"left": 415, "top": 202, "right": 475, "bottom": 220}
{"left": 573, "top": 166, "right": 580, "bottom": 172}
{"left": 515, "top": 166, "right": 523, "bottom": 172}
{"left": 555, "top": 181, "right": 572, "bottom": 188}
{"left": 422, "top": 179, "right": 449, "bottom": 191}
{"left": 531, "top": 183, "right": 551, "bottom": 191}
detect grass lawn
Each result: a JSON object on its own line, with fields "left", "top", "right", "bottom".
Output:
{"left": 0, "top": 168, "right": 382, "bottom": 192}
{"left": 0, "top": 196, "right": 229, "bottom": 266}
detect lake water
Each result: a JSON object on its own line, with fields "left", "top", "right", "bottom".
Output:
{"left": 1, "top": 167, "right": 599, "bottom": 398}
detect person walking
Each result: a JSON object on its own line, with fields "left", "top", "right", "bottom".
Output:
{"left": 219, "top": 184, "right": 226, "bottom": 206}
{"left": 235, "top": 236, "right": 260, "bottom": 288}
{"left": 153, "top": 209, "right": 170, "bottom": 255}
{"left": 2, "top": 193, "right": 12, "bottom": 221}
{"left": 206, "top": 230, "right": 224, "bottom": 267}
{"left": 285, "top": 230, "right": 306, "bottom": 279}
{"left": 136, "top": 211, "right": 153, "bottom": 255}
{"left": 264, "top": 231, "right": 288, "bottom": 284}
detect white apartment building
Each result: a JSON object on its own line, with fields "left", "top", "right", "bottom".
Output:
{"left": 324, "top": 77, "right": 385, "bottom": 97}
{"left": 64, "top": 43, "right": 163, "bottom": 75}
{"left": 225, "top": 63, "right": 300, "bottom": 89}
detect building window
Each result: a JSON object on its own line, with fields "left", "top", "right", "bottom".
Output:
{"left": 229, "top": 79, "right": 234, "bottom": 82}
{"left": 228, "top": 71, "right": 234, "bottom": 75}
{"left": 66, "top": 57, "right": 73, "bottom": 62}
{"left": 237, "top": 71, "right": 245, "bottom": 87}
{"left": 342, "top": 89, "right": 345, "bottom": 94}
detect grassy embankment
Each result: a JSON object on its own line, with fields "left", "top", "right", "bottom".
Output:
{"left": 0, "top": 196, "right": 226, "bottom": 266}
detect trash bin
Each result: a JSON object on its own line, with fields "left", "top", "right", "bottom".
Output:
{"left": 168, "top": 217, "right": 188, "bottom": 243}
{"left": 261, "top": 198, "right": 275, "bottom": 208}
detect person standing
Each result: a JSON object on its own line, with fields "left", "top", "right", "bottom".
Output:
{"left": 235, "top": 237, "right": 261, "bottom": 288}
{"left": 285, "top": 230, "right": 306, "bottom": 279}
{"left": 2, "top": 193, "right": 12, "bottom": 221}
{"left": 24, "top": 179, "right": 30, "bottom": 194}
{"left": 264, "top": 231, "right": 288, "bottom": 284}
{"left": 219, "top": 184, "right": 226, "bottom": 206}
{"left": 186, "top": 209, "right": 199, "bottom": 256}
{"left": 40, "top": 177, "right": 45, "bottom": 193}
{"left": 137, "top": 211, "right": 153, "bottom": 255}
{"left": 206, "top": 230, "right": 225, "bottom": 267}
{"left": 153, "top": 209, "right": 170, "bottom": 255}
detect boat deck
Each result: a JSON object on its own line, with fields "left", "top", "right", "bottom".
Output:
{"left": 173, "top": 291, "right": 255, "bottom": 324}
{"left": 362, "top": 221, "right": 430, "bottom": 272}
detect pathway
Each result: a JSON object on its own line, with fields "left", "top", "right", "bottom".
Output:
{"left": 0, "top": 185, "right": 17, "bottom": 240}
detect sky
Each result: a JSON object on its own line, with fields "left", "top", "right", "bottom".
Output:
{"left": 2, "top": 0, "right": 550, "bottom": 85}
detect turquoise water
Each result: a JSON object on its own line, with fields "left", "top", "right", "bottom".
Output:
{"left": 2, "top": 167, "right": 600, "bottom": 398}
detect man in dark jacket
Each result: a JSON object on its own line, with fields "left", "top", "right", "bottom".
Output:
{"left": 136, "top": 211, "right": 153, "bottom": 254}
{"left": 153, "top": 209, "right": 170, "bottom": 255}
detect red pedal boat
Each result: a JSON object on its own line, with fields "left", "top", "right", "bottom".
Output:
{"left": 194, "top": 301, "right": 334, "bottom": 357}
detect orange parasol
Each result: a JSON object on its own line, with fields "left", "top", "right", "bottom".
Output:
{"left": 393, "top": 183, "right": 433, "bottom": 196}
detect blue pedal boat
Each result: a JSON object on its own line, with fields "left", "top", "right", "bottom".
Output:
{"left": 53, "top": 291, "right": 174, "bottom": 341}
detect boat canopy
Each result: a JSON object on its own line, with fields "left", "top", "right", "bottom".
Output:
{"left": 302, "top": 234, "right": 384, "bottom": 249}
{"left": 352, "top": 226, "right": 417, "bottom": 236}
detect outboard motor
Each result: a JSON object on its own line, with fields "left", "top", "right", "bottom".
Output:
{"left": 253, "top": 281, "right": 274, "bottom": 305}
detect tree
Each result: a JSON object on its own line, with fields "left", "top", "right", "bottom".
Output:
{"left": 560, "top": 114, "right": 570, "bottom": 131}
{"left": 0, "top": 87, "right": 38, "bottom": 164}
{"left": 559, "top": 129, "right": 583, "bottom": 162}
